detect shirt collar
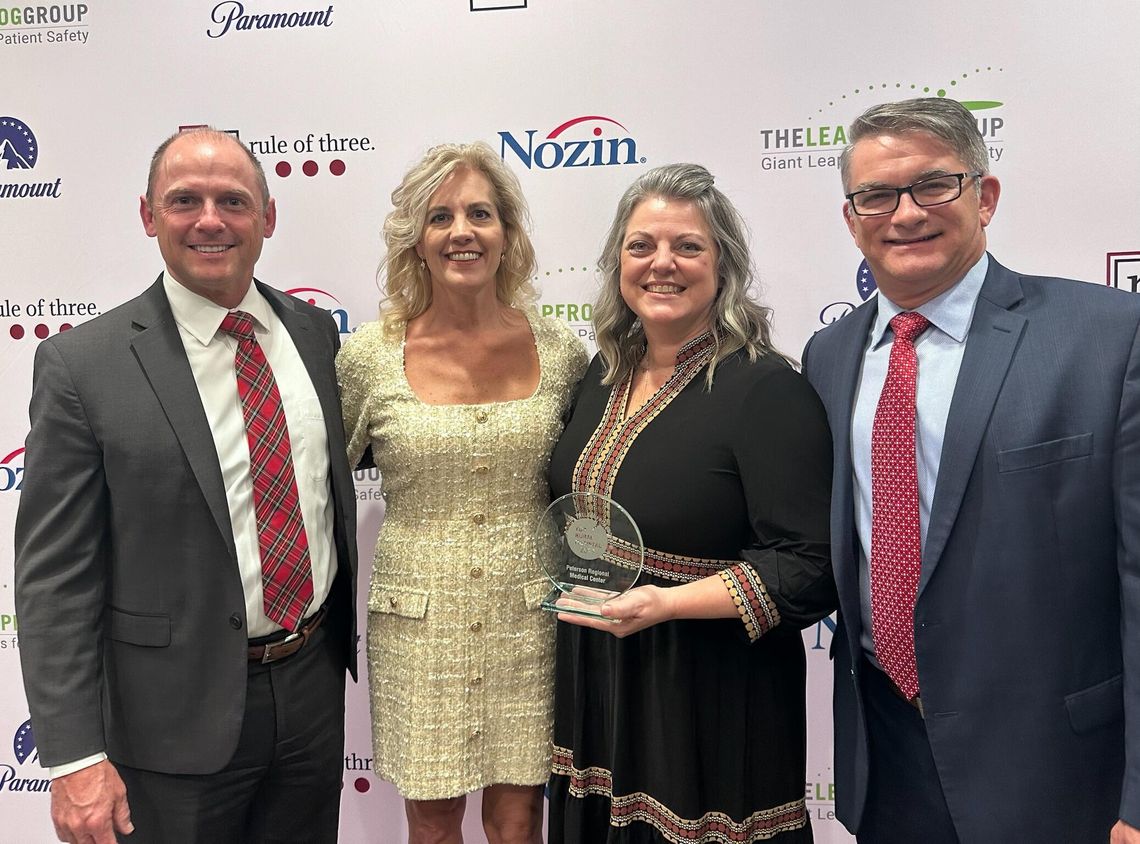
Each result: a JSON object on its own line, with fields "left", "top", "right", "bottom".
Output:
{"left": 870, "top": 252, "right": 989, "bottom": 349}
{"left": 162, "top": 272, "right": 274, "bottom": 347}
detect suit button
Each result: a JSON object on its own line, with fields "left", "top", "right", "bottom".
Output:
{"left": 229, "top": 614, "right": 242, "bottom": 630}
{"left": 475, "top": 410, "right": 488, "bottom": 423}
{"left": 469, "top": 621, "right": 483, "bottom": 632}
{"left": 473, "top": 464, "right": 490, "bottom": 475}
{"left": 472, "top": 513, "right": 486, "bottom": 525}
{"left": 470, "top": 566, "right": 484, "bottom": 579}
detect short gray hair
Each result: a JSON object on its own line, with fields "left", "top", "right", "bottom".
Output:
{"left": 593, "top": 163, "right": 783, "bottom": 389}
{"left": 838, "top": 97, "right": 988, "bottom": 191}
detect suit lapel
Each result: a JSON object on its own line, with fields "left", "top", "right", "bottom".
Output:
{"left": 920, "top": 259, "right": 1025, "bottom": 591}
{"left": 129, "top": 277, "right": 236, "bottom": 552}
{"left": 812, "top": 300, "right": 877, "bottom": 646}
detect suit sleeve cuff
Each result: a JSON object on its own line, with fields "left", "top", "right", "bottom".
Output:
{"left": 50, "top": 752, "right": 107, "bottom": 780}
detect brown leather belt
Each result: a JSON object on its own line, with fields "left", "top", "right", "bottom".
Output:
{"left": 247, "top": 605, "right": 327, "bottom": 664}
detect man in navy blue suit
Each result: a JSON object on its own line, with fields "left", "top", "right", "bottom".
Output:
{"left": 803, "top": 97, "right": 1140, "bottom": 843}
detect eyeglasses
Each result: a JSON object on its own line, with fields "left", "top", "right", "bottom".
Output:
{"left": 845, "top": 172, "right": 982, "bottom": 217}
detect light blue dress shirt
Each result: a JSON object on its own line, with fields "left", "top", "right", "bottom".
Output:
{"left": 852, "top": 254, "right": 989, "bottom": 663}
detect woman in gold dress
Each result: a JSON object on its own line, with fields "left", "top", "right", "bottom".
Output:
{"left": 337, "top": 142, "right": 586, "bottom": 843}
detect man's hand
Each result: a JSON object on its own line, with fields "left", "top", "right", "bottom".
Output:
{"left": 1112, "top": 819, "right": 1140, "bottom": 843}
{"left": 50, "top": 760, "right": 133, "bottom": 843}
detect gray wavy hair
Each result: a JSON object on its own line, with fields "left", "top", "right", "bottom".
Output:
{"left": 838, "top": 97, "right": 989, "bottom": 192}
{"left": 592, "top": 163, "right": 782, "bottom": 388}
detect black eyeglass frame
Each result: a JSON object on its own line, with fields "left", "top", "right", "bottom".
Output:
{"left": 845, "top": 171, "right": 983, "bottom": 217}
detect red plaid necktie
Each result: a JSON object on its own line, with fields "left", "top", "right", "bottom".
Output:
{"left": 220, "top": 310, "right": 314, "bottom": 632}
{"left": 870, "top": 311, "right": 930, "bottom": 700}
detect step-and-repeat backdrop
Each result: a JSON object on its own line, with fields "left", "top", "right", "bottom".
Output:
{"left": 2, "top": 1, "right": 1137, "bottom": 841}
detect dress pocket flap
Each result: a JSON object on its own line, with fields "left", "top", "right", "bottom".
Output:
{"left": 368, "top": 585, "right": 429, "bottom": 619}
{"left": 522, "top": 577, "right": 554, "bottom": 611}
{"left": 107, "top": 608, "right": 171, "bottom": 647}
{"left": 1064, "top": 673, "right": 1123, "bottom": 734}
{"left": 996, "top": 432, "right": 1093, "bottom": 473}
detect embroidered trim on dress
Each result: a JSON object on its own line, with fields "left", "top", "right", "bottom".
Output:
{"left": 606, "top": 536, "right": 723, "bottom": 583}
{"left": 572, "top": 332, "right": 716, "bottom": 500}
{"left": 552, "top": 745, "right": 808, "bottom": 843}
{"left": 719, "top": 564, "right": 781, "bottom": 642}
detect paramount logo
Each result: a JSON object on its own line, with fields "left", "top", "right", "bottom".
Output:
{"left": 207, "top": 1, "right": 334, "bottom": 38}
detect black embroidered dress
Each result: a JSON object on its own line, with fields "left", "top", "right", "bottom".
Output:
{"left": 547, "top": 333, "right": 835, "bottom": 843}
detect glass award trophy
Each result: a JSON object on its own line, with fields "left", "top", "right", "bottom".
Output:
{"left": 534, "top": 491, "right": 644, "bottom": 618}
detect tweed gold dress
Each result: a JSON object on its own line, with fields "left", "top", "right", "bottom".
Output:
{"left": 337, "top": 312, "right": 587, "bottom": 800}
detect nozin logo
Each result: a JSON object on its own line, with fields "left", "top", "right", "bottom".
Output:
{"left": 499, "top": 115, "right": 645, "bottom": 171}
{"left": 286, "top": 287, "right": 352, "bottom": 334}
{"left": 1, "top": 447, "right": 24, "bottom": 492}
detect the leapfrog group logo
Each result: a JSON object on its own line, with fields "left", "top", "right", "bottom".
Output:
{"left": 759, "top": 70, "right": 1008, "bottom": 177}
{"left": 0, "top": 118, "right": 62, "bottom": 200}
{"left": 0, "top": 3, "right": 90, "bottom": 45}
{"left": 499, "top": 115, "right": 646, "bottom": 171}
{"left": 1, "top": 719, "right": 51, "bottom": 793}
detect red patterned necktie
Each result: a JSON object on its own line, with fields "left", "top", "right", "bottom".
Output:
{"left": 870, "top": 311, "right": 930, "bottom": 700}
{"left": 220, "top": 310, "right": 314, "bottom": 632}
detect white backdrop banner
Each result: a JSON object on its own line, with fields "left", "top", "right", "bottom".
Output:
{"left": 2, "top": 1, "right": 1138, "bottom": 841}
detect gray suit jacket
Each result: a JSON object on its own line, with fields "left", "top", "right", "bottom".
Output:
{"left": 14, "top": 276, "right": 358, "bottom": 774}
{"left": 802, "top": 256, "right": 1140, "bottom": 842}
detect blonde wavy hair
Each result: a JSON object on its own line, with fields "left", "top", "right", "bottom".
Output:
{"left": 593, "top": 163, "right": 784, "bottom": 388}
{"left": 379, "top": 141, "right": 536, "bottom": 332}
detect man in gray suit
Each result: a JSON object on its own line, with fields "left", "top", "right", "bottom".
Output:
{"left": 15, "top": 128, "right": 358, "bottom": 843}
{"left": 802, "top": 97, "right": 1140, "bottom": 843}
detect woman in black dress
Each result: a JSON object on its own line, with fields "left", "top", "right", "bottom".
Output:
{"left": 547, "top": 163, "right": 836, "bottom": 843}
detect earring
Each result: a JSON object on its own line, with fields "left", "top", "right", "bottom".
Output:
{"left": 419, "top": 258, "right": 426, "bottom": 270}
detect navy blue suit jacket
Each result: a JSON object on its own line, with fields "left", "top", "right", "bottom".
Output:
{"left": 802, "top": 256, "right": 1140, "bottom": 842}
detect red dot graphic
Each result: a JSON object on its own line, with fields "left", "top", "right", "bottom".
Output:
{"left": 35, "top": 324, "right": 49, "bottom": 339}
{"left": 302, "top": 160, "right": 319, "bottom": 177}
{"left": 276, "top": 161, "right": 292, "bottom": 177}
{"left": 593, "top": 127, "right": 602, "bottom": 136}
{"left": 354, "top": 777, "right": 370, "bottom": 793}
{"left": 329, "top": 159, "right": 346, "bottom": 176}
{"left": 10, "top": 324, "right": 24, "bottom": 340}
{"left": 60, "top": 323, "right": 73, "bottom": 332}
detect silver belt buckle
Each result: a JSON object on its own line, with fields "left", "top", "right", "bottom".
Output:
{"left": 261, "top": 630, "right": 301, "bottom": 664}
